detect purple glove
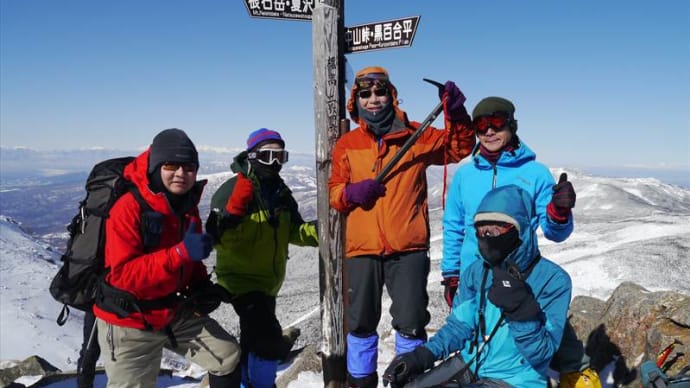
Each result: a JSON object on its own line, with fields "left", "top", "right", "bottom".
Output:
{"left": 439, "top": 81, "right": 468, "bottom": 122}
{"left": 345, "top": 179, "right": 386, "bottom": 208}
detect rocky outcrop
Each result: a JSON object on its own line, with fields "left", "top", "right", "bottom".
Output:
{"left": 570, "top": 281, "right": 690, "bottom": 386}
{"left": 0, "top": 356, "right": 61, "bottom": 387}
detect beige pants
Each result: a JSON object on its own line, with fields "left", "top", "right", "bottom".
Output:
{"left": 97, "top": 315, "right": 240, "bottom": 388}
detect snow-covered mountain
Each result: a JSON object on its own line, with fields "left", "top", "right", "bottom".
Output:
{"left": 1, "top": 151, "right": 689, "bottom": 387}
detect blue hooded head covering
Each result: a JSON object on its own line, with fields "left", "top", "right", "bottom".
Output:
{"left": 473, "top": 185, "right": 539, "bottom": 272}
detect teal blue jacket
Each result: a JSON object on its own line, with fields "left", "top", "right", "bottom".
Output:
{"left": 207, "top": 152, "right": 318, "bottom": 296}
{"left": 426, "top": 185, "right": 572, "bottom": 387}
{"left": 442, "top": 141, "right": 573, "bottom": 276}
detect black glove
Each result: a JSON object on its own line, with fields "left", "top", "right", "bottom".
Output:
{"left": 547, "top": 173, "right": 576, "bottom": 223}
{"left": 488, "top": 267, "right": 542, "bottom": 322}
{"left": 180, "top": 282, "right": 232, "bottom": 317}
{"left": 382, "top": 346, "right": 436, "bottom": 387}
{"left": 441, "top": 275, "right": 459, "bottom": 309}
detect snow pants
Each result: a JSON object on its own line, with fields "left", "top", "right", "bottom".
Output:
{"left": 345, "top": 251, "right": 431, "bottom": 382}
{"left": 96, "top": 314, "right": 240, "bottom": 388}
{"left": 231, "top": 291, "right": 293, "bottom": 388}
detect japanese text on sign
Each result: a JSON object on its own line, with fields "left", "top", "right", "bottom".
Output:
{"left": 244, "top": 0, "right": 322, "bottom": 21}
{"left": 345, "top": 16, "right": 420, "bottom": 53}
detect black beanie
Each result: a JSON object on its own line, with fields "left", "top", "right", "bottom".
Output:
{"left": 148, "top": 128, "right": 199, "bottom": 174}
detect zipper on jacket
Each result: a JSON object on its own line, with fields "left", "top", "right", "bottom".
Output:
{"left": 492, "top": 164, "right": 498, "bottom": 188}
{"left": 371, "top": 137, "right": 384, "bottom": 173}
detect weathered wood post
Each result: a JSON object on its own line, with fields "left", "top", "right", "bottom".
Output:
{"left": 312, "top": 0, "right": 348, "bottom": 386}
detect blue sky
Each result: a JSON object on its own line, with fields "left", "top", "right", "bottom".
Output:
{"left": 1, "top": 0, "right": 688, "bottom": 170}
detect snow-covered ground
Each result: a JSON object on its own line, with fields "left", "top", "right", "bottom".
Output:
{"left": 1, "top": 166, "right": 689, "bottom": 387}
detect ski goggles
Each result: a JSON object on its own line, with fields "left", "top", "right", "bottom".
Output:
{"left": 475, "top": 222, "right": 515, "bottom": 238}
{"left": 355, "top": 74, "right": 390, "bottom": 91}
{"left": 161, "top": 162, "right": 198, "bottom": 172}
{"left": 472, "top": 112, "right": 513, "bottom": 134}
{"left": 357, "top": 88, "right": 388, "bottom": 99}
{"left": 248, "top": 148, "right": 289, "bottom": 165}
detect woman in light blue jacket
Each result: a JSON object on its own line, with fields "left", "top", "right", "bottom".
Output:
{"left": 383, "top": 185, "right": 572, "bottom": 387}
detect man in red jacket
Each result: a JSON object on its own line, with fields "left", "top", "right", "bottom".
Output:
{"left": 93, "top": 128, "right": 241, "bottom": 387}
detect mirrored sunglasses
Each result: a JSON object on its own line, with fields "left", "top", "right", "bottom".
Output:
{"left": 473, "top": 112, "right": 512, "bottom": 134}
{"left": 475, "top": 222, "right": 515, "bottom": 238}
{"left": 248, "top": 148, "right": 289, "bottom": 165}
{"left": 357, "top": 88, "right": 388, "bottom": 99}
{"left": 161, "top": 162, "right": 198, "bottom": 172}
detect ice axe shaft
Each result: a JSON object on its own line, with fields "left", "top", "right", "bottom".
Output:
{"left": 374, "top": 78, "right": 445, "bottom": 184}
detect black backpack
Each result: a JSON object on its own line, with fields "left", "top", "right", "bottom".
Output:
{"left": 49, "top": 156, "right": 158, "bottom": 325}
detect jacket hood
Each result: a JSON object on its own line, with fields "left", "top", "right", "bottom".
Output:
{"left": 474, "top": 184, "right": 540, "bottom": 272}
{"left": 231, "top": 151, "right": 250, "bottom": 175}
{"left": 347, "top": 66, "right": 408, "bottom": 127}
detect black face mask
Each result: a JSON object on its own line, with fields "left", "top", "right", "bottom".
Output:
{"left": 250, "top": 160, "right": 282, "bottom": 180}
{"left": 477, "top": 228, "right": 521, "bottom": 267}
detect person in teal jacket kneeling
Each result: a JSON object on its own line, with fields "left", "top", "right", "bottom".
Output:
{"left": 206, "top": 128, "right": 318, "bottom": 388}
{"left": 383, "top": 185, "right": 572, "bottom": 388}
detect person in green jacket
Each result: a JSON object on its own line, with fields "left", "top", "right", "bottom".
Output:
{"left": 206, "top": 128, "right": 318, "bottom": 388}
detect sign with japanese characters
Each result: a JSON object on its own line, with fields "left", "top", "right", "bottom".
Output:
{"left": 243, "top": 0, "right": 321, "bottom": 21}
{"left": 344, "top": 16, "right": 420, "bottom": 53}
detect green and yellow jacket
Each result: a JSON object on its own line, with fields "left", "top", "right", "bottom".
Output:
{"left": 206, "top": 152, "right": 318, "bottom": 296}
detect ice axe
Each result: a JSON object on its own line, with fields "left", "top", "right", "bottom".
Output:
{"left": 374, "top": 78, "right": 446, "bottom": 183}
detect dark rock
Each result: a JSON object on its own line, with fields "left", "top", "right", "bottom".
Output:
{"left": 570, "top": 281, "right": 690, "bottom": 387}
{"left": 0, "top": 356, "right": 60, "bottom": 387}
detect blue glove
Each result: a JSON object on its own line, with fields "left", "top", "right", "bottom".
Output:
{"left": 182, "top": 221, "right": 213, "bottom": 261}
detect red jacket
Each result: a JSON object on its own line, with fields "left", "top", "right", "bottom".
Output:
{"left": 93, "top": 150, "right": 209, "bottom": 330}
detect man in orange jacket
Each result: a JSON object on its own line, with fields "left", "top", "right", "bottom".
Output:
{"left": 328, "top": 66, "right": 476, "bottom": 387}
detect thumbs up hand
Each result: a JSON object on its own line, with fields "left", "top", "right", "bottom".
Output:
{"left": 182, "top": 221, "right": 213, "bottom": 261}
{"left": 547, "top": 173, "right": 576, "bottom": 223}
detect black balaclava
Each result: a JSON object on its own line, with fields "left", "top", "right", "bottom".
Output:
{"left": 359, "top": 101, "right": 395, "bottom": 138}
{"left": 477, "top": 228, "right": 521, "bottom": 267}
{"left": 249, "top": 159, "right": 282, "bottom": 181}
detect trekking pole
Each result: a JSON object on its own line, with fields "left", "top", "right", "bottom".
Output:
{"left": 374, "top": 78, "right": 446, "bottom": 184}
{"left": 78, "top": 318, "right": 98, "bottom": 375}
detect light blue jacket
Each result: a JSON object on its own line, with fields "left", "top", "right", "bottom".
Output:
{"left": 441, "top": 141, "right": 573, "bottom": 276}
{"left": 425, "top": 185, "right": 572, "bottom": 387}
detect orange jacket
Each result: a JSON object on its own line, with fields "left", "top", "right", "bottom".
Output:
{"left": 329, "top": 115, "right": 475, "bottom": 258}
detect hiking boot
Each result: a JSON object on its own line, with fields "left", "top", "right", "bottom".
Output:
{"left": 347, "top": 372, "right": 378, "bottom": 388}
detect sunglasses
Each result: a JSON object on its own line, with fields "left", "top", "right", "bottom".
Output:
{"left": 475, "top": 222, "right": 515, "bottom": 238}
{"left": 473, "top": 112, "right": 513, "bottom": 134}
{"left": 357, "top": 88, "right": 388, "bottom": 99}
{"left": 161, "top": 162, "right": 198, "bottom": 172}
{"left": 248, "top": 148, "right": 289, "bottom": 165}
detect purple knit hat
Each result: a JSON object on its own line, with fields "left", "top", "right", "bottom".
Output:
{"left": 246, "top": 128, "right": 285, "bottom": 151}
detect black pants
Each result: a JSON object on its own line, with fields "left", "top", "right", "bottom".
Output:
{"left": 346, "top": 250, "right": 431, "bottom": 338}
{"left": 77, "top": 310, "right": 100, "bottom": 388}
{"left": 230, "top": 291, "right": 291, "bottom": 361}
